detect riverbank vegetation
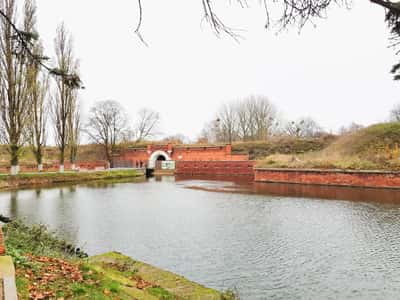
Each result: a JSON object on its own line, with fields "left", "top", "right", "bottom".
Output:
{"left": 4, "top": 221, "right": 238, "bottom": 300}
{"left": 0, "top": 169, "right": 144, "bottom": 190}
{"left": 257, "top": 122, "right": 400, "bottom": 171}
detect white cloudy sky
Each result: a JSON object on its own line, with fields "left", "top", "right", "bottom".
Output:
{"left": 32, "top": 0, "right": 400, "bottom": 139}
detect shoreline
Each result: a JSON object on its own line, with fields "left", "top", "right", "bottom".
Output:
{"left": 254, "top": 167, "right": 400, "bottom": 189}
{"left": 1, "top": 221, "right": 234, "bottom": 299}
{"left": 0, "top": 169, "right": 145, "bottom": 191}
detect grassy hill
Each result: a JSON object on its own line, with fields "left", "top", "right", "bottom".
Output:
{"left": 232, "top": 135, "right": 336, "bottom": 160}
{"left": 257, "top": 122, "right": 400, "bottom": 170}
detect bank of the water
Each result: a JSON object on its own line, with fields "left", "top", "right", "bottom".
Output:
{"left": 3, "top": 221, "right": 235, "bottom": 300}
{"left": 0, "top": 169, "right": 145, "bottom": 190}
{"left": 254, "top": 168, "right": 400, "bottom": 189}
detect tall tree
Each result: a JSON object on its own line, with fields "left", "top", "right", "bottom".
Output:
{"left": 216, "top": 102, "right": 238, "bottom": 143}
{"left": 245, "top": 95, "right": 278, "bottom": 141}
{"left": 285, "top": 117, "right": 323, "bottom": 138}
{"left": 51, "top": 23, "right": 79, "bottom": 172}
{"left": 134, "top": 108, "right": 160, "bottom": 142}
{"left": 85, "top": 100, "right": 128, "bottom": 168}
{"left": 390, "top": 103, "right": 400, "bottom": 122}
{"left": 27, "top": 42, "right": 49, "bottom": 172}
{"left": 0, "top": 0, "right": 36, "bottom": 175}
{"left": 68, "top": 93, "right": 80, "bottom": 170}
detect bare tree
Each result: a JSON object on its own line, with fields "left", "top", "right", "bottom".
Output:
{"left": 390, "top": 103, "right": 400, "bottom": 122}
{"left": 68, "top": 96, "right": 80, "bottom": 170}
{"left": 0, "top": 0, "right": 36, "bottom": 175}
{"left": 198, "top": 119, "right": 220, "bottom": 144}
{"left": 85, "top": 100, "right": 128, "bottom": 168}
{"left": 216, "top": 102, "right": 238, "bottom": 143}
{"left": 339, "top": 122, "right": 364, "bottom": 135}
{"left": 2, "top": 0, "right": 400, "bottom": 79}
{"left": 134, "top": 108, "right": 160, "bottom": 142}
{"left": 199, "top": 95, "right": 278, "bottom": 144}
{"left": 285, "top": 117, "right": 323, "bottom": 138}
{"left": 236, "top": 95, "right": 278, "bottom": 141}
{"left": 52, "top": 23, "right": 79, "bottom": 172}
{"left": 27, "top": 43, "right": 49, "bottom": 172}
{"left": 250, "top": 95, "right": 278, "bottom": 140}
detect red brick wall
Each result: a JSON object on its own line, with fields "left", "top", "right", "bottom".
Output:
{"left": 116, "top": 148, "right": 149, "bottom": 168}
{"left": 0, "top": 160, "right": 109, "bottom": 173}
{"left": 176, "top": 161, "right": 255, "bottom": 176}
{"left": 172, "top": 147, "right": 248, "bottom": 161}
{"left": 255, "top": 168, "right": 400, "bottom": 189}
{"left": 114, "top": 144, "right": 249, "bottom": 167}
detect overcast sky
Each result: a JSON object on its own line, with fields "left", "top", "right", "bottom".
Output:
{"left": 32, "top": 0, "right": 400, "bottom": 140}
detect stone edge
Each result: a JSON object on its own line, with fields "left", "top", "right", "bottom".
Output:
{"left": 0, "top": 227, "right": 18, "bottom": 300}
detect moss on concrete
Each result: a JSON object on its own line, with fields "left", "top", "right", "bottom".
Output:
{"left": 89, "top": 252, "right": 225, "bottom": 300}
{"left": 5, "top": 221, "right": 237, "bottom": 299}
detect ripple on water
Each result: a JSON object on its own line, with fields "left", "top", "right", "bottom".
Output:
{"left": 1, "top": 178, "right": 400, "bottom": 299}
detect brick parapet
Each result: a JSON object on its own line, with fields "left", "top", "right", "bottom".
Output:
{"left": 176, "top": 161, "right": 255, "bottom": 176}
{"left": 255, "top": 168, "right": 400, "bottom": 189}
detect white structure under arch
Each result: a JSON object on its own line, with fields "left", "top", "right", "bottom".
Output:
{"left": 148, "top": 150, "right": 171, "bottom": 169}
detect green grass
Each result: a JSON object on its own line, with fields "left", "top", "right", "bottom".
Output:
{"left": 0, "top": 169, "right": 144, "bottom": 190}
{"left": 4, "top": 221, "right": 238, "bottom": 299}
{"left": 148, "top": 287, "right": 175, "bottom": 299}
{"left": 232, "top": 135, "right": 336, "bottom": 159}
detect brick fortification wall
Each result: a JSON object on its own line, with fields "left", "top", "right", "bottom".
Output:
{"left": 115, "top": 144, "right": 249, "bottom": 168}
{"left": 173, "top": 145, "right": 248, "bottom": 162}
{"left": 176, "top": 161, "right": 255, "bottom": 176}
{"left": 255, "top": 168, "right": 400, "bottom": 189}
{"left": 0, "top": 160, "right": 109, "bottom": 173}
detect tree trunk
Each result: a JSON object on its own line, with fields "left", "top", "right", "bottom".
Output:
{"left": 59, "top": 149, "right": 65, "bottom": 173}
{"left": 36, "top": 153, "right": 43, "bottom": 172}
{"left": 10, "top": 145, "right": 19, "bottom": 175}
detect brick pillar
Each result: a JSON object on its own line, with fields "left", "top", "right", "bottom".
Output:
{"left": 147, "top": 144, "right": 152, "bottom": 154}
{"left": 226, "top": 144, "right": 232, "bottom": 155}
{"left": 0, "top": 227, "right": 5, "bottom": 255}
{"left": 167, "top": 143, "right": 173, "bottom": 156}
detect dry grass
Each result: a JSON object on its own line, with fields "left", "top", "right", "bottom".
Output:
{"left": 232, "top": 135, "right": 336, "bottom": 159}
{"left": 257, "top": 123, "right": 400, "bottom": 171}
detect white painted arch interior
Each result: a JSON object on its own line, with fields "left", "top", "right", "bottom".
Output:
{"left": 148, "top": 150, "right": 171, "bottom": 169}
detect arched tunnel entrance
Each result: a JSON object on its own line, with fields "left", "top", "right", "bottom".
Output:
{"left": 148, "top": 150, "right": 171, "bottom": 169}
{"left": 155, "top": 155, "right": 166, "bottom": 169}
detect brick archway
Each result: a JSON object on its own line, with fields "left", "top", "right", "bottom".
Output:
{"left": 148, "top": 150, "right": 171, "bottom": 169}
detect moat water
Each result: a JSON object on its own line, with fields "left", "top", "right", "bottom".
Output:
{"left": 1, "top": 176, "right": 400, "bottom": 299}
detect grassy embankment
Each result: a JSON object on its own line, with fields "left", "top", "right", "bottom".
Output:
{"left": 257, "top": 122, "right": 400, "bottom": 171}
{"left": 0, "top": 169, "right": 144, "bottom": 190}
{"left": 231, "top": 135, "right": 336, "bottom": 160}
{"left": 4, "top": 221, "right": 237, "bottom": 300}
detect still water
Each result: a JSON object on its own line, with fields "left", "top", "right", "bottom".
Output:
{"left": 1, "top": 176, "right": 400, "bottom": 299}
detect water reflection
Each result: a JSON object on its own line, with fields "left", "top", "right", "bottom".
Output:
{"left": 0, "top": 177, "right": 400, "bottom": 299}
{"left": 175, "top": 174, "right": 400, "bottom": 203}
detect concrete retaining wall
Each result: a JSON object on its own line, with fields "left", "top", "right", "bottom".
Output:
{"left": 0, "top": 227, "right": 17, "bottom": 300}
